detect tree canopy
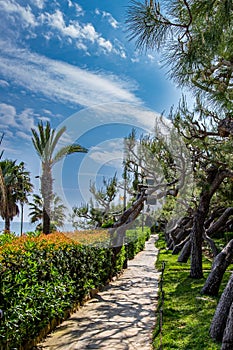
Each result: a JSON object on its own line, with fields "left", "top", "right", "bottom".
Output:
{"left": 126, "top": 0, "right": 233, "bottom": 108}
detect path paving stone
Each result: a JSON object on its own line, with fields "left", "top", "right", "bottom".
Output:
{"left": 36, "top": 235, "right": 160, "bottom": 350}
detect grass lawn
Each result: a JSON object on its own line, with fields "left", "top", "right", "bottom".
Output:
{"left": 153, "top": 234, "right": 231, "bottom": 350}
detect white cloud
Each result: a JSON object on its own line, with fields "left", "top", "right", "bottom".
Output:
{"left": 89, "top": 140, "right": 124, "bottom": 167}
{"left": 0, "top": 0, "right": 36, "bottom": 27}
{"left": 74, "top": 3, "right": 84, "bottom": 16}
{"left": 38, "top": 116, "right": 50, "bottom": 123}
{"left": 113, "top": 40, "right": 127, "bottom": 59}
{"left": 0, "top": 103, "right": 17, "bottom": 128}
{"left": 147, "top": 54, "right": 155, "bottom": 62}
{"left": 16, "top": 131, "right": 31, "bottom": 141}
{"left": 81, "top": 23, "right": 98, "bottom": 43}
{"left": 131, "top": 57, "right": 140, "bottom": 63}
{"left": 42, "top": 9, "right": 65, "bottom": 32}
{"left": 0, "top": 79, "right": 9, "bottom": 88}
{"left": 120, "top": 51, "right": 126, "bottom": 59}
{"left": 40, "top": 9, "right": 116, "bottom": 55}
{"left": 67, "top": 0, "right": 84, "bottom": 16}
{"left": 0, "top": 41, "right": 141, "bottom": 109}
{"left": 95, "top": 8, "right": 119, "bottom": 29}
{"left": 42, "top": 109, "right": 52, "bottom": 115}
{"left": 102, "top": 11, "right": 119, "bottom": 29}
{"left": 18, "top": 108, "right": 36, "bottom": 130}
{"left": 98, "top": 37, "right": 113, "bottom": 53}
{"left": 32, "top": 0, "right": 46, "bottom": 10}
{"left": 0, "top": 103, "right": 37, "bottom": 139}
{"left": 76, "top": 42, "right": 88, "bottom": 52}
{"left": 1, "top": 137, "right": 22, "bottom": 156}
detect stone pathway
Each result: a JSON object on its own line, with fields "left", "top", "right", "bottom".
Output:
{"left": 36, "top": 235, "right": 160, "bottom": 350}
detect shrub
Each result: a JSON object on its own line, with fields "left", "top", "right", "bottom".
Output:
{"left": 0, "top": 228, "right": 150, "bottom": 349}
{"left": 125, "top": 227, "right": 150, "bottom": 259}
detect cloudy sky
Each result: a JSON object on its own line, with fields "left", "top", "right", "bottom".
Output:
{"left": 0, "top": 0, "right": 184, "bottom": 224}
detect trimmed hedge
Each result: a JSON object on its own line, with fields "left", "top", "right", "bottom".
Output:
{"left": 126, "top": 227, "right": 151, "bottom": 259}
{"left": 0, "top": 228, "right": 150, "bottom": 349}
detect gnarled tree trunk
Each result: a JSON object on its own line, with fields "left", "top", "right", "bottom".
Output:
{"left": 178, "top": 239, "right": 191, "bottom": 263}
{"left": 202, "top": 239, "right": 233, "bottom": 296}
{"left": 221, "top": 301, "right": 233, "bottom": 350}
{"left": 173, "top": 235, "right": 190, "bottom": 255}
{"left": 190, "top": 169, "right": 233, "bottom": 278}
{"left": 210, "top": 273, "right": 233, "bottom": 342}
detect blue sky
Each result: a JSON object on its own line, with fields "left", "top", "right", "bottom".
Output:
{"left": 0, "top": 0, "right": 185, "bottom": 223}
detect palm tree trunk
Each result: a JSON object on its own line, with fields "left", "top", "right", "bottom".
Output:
{"left": 41, "top": 164, "right": 53, "bottom": 234}
{"left": 43, "top": 206, "right": 50, "bottom": 234}
{"left": 5, "top": 216, "right": 10, "bottom": 231}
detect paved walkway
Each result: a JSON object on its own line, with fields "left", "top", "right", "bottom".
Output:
{"left": 36, "top": 235, "right": 160, "bottom": 350}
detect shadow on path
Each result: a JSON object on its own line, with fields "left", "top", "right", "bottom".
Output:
{"left": 36, "top": 235, "right": 160, "bottom": 350}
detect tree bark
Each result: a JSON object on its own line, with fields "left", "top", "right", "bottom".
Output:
{"left": 173, "top": 235, "right": 190, "bottom": 255}
{"left": 166, "top": 216, "right": 192, "bottom": 249}
{"left": 190, "top": 208, "right": 205, "bottom": 278}
{"left": 221, "top": 301, "right": 233, "bottom": 350}
{"left": 5, "top": 215, "right": 10, "bottom": 231}
{"left": 204, "top": 207, "right": 225, "bottom": 229}
{"left": 201, "top": 239, "right": 233, "bottom": 296}
{"left": 190, "top": 169, "right": 233, "bottom": 279}
{"left": 207, "top": 208, "right": 233, "bottom": 236}
{"left": 203, "top": 232, "right": 218, "bottom": 257}
{"left": 42, "top": 206, "right": 50, "bottom": 235}
{"left": 210, "top": 273, "right": 233, "bottom": 341}
{"left": 178, "top": 239, "right": 191, "bottom": 263}
{"left": 41, "top": 164, "right": 53, "bottom": 234}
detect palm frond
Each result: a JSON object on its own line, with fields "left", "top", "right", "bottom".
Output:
{"left": 31, "top": 127, "right": 44, "bottom": 158}
{"left": 53, "top": 144, "right": 88, "bottom": 164}
{"left": 49, "top": 126, "right": 66, "bottom": 159}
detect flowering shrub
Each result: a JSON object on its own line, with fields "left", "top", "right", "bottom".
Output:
{"left": 0, "top": 228, "right": 150, "bottom": 349}
{"left": 64, "top": 229, "right": 110, "bottom": 245}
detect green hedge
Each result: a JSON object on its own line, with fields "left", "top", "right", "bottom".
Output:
{"left": 0, "top": 228, "right": 150, "bottom": 349}
{"left": 125, "top": 227, "right": 150, "bottom": 259}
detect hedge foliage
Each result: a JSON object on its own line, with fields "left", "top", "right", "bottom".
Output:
{"left": 0, "top": 228, "right": 150, "bottom": 349}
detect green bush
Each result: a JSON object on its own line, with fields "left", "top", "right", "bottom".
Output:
{"left": 0, "top": 229, "right": 150, "bottom": 349}
{"left": 0, "top": 231, "right": 16, "bottom": 246}
{"left": 125, "top": 227, "right": 150, "bottom": 259}
{"left": 0, "top": 233, "right": 113, "bottom": 348}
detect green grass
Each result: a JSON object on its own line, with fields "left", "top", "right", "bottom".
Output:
{"left": 153, "top": 234, "right": 231, "bottom": 350}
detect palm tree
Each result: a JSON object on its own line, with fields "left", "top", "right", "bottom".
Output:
{"left": 29, "top": 193, "right": 67, "bottom": 231}
{"left": 31, "top": 121, "right": 87, "bottom": 234}
{"left": 0, "top": 160, "right": 33, "bottom": 231}
{"left": 51, "top": 195, "right": 67, "bottom": 229}
{"left": 29, "top": 194, "right": 43, "bottom": 226}
{"left": 0, "top": 133, "right": 6, "bottom": 214}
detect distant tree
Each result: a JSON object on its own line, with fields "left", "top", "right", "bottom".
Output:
{"left": 0, "top": 133, "right": 6, "bottom": 212}
{"left": 71, "top": 174, "right": 120, "bottom": 229}
{"left": 0, "top": 160, "right": 32, "bottom": 231}
{"left": 29, "top": 194, "right": 43, "bottom": 227}
{"left": 31, "top": 121, "right": 87, "bottom": 234}
{"left": 29, "top": 193, "right": 67, "bottom": 231}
